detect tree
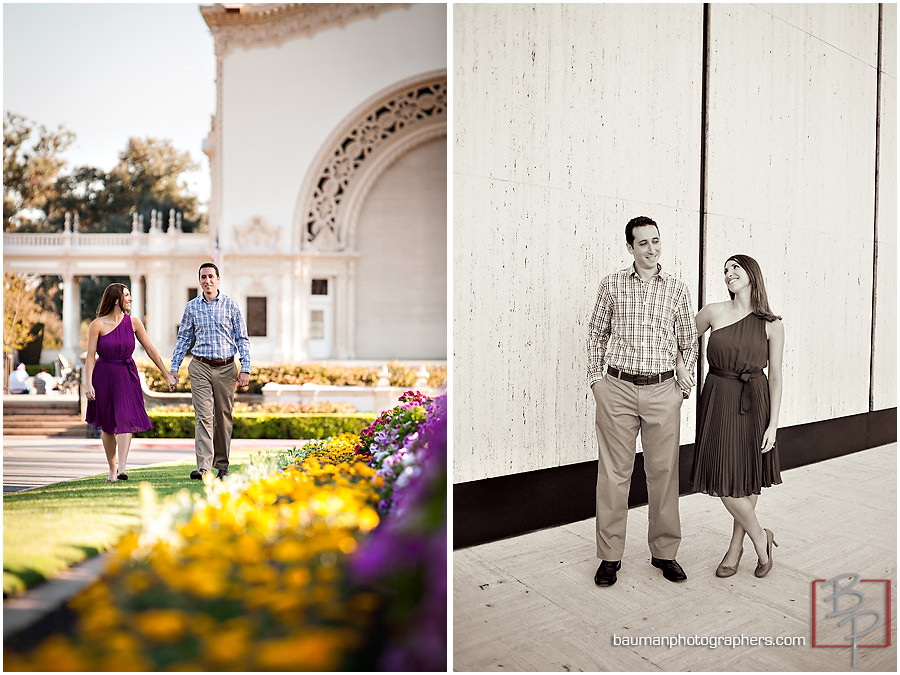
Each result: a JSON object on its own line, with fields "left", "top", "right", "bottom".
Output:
{"left": 104, "top": 137, "right": 206, "bottom": 233}
{"left": 52, "top": 166, "right": 116, "bottom": 232}
{"left": 47, "top": 137, "right": 207, "bottom": 234}
{"left": 33, "top": 276, "right": 64, "bottom": 349}
{"left": 3, "top": 112, "right": 74, "bottom": 232}
{"left": 3, "top": 273, "right": 43, "bottom": 389}
{"left": 3, "top": 273, "right": 42, "bottom": 353}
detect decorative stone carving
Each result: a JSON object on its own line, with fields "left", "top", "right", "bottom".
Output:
{"left": 234, "top": 217, "right": 281, "bottom": 252}
{"left": 201, "top": 3, "right": 404, "bottom": 58}
{"left": 302, "top": 76, "right": 446, "bottom": 251}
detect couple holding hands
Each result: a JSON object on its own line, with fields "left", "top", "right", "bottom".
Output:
{"left": 589, "top": 216, "right": 784, "bottom": 586}
{"left": 84, "top": 262, "right": 251, "bottom": 483}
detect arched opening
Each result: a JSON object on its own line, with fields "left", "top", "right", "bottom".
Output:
{"left": 353, "top": 136, "right": 447, "bottom": 359}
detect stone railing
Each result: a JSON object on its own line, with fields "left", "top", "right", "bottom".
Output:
{"left": 4, "top": 230, "right": 212, "bottom": 253}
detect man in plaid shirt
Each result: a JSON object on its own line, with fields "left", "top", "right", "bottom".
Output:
{"left": 169, "top": 262, "right": 251, "bottom": 480}
{"left": 588, "top": 216, "right": 698, "bottom": 586}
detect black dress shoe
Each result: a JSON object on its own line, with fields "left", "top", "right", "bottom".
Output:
{"left": 190, "top": 469, "right": 207, "bottom": 480}
{"left": 216, "top": 469, "right": 229, "bottom": 480}
{"left": 116, "top": 473, "right": 128, "bottom": 481}
{"left": 594, "top": 560, "right": 622, "bottom": 586}
{"left": 651, "top": 557, "right": 687, "bottom": 582}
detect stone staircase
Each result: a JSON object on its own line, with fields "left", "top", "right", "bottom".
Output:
{"left": 2, "top": 398, "right": 89, "bottom": 437}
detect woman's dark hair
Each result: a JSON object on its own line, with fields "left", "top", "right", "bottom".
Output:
{"left": 199, "top": 262, "right": 219, "bottom": 277}
{"left": 725, "top": 254, "right": 782, "bottom": 322}
{"left": 625, "top": 216, "right": 659, "bottom": 245}
{"left": 96, "top": 283, "right": 129, "bottom": 318}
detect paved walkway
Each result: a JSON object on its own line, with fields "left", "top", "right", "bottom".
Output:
{"left": 2, "top": 434, "right": 306, "bottom": 639}
{"left": 454, "top": 443, "right": 897, "bottom": 672}
{"left": 3, "top": 436, "right": 304, "bottom": 493}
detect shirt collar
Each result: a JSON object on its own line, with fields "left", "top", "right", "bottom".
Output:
{"left": 625, "top": 262, "right": 667, "bottom": 280}
{"left": 200, "top": 290, "right": 221, "bottom": 304}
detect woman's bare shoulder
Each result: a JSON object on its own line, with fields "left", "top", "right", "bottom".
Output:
{"left": 766, "top": 318, "right": 784, "bottom": 336}
{"left": 699, "top": 301, "right": 729, "bottom": 318}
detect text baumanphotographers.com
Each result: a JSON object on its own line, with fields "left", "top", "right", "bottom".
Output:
{"left": 612, "top": 634, "right": 806, "bottom": 649}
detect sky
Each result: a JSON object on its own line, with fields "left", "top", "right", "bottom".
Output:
{"left": 3, "top": 2, "right": 216, "bottom": 206}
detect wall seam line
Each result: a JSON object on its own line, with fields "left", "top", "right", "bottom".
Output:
{"left": 869, "top": 3, "right": 883, "bottom": 413}
{"left": 697, "top": 2, "right": 711, "bottom": 419}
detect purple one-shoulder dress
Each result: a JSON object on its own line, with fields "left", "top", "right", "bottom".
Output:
{"left": 85, "top": 316, "right": 152, "bottom": 434}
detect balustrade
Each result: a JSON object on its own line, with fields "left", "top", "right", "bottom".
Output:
{"left": 5, "top": 225, "right": 211, "bottom": 253}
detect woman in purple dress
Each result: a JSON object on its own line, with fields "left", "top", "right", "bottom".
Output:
{"left": 685, "top": 255, "right": 784, "bottom": 578}
{"left": 85, "top": 284, "right": 175, "bottom": 482}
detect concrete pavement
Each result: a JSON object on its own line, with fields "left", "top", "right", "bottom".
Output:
{"left": 454, "top": 443, "right": 898, "bottom": 672}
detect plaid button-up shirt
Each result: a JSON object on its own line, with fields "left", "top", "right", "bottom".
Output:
{"left": 171, "top": 292, "right": 251, "bottom": 373}
{"left": 588, "top": 264, "right": 698, "bottom": 386}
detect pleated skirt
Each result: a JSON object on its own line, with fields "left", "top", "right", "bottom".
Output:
{"left": 690, "top": 373, "right": 782, "bottom": 498}
{"left": 85, "top": 361, "right": 153, "bottom": 435}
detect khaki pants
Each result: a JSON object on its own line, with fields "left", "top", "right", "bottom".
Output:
{"left": 188, "top": 358, "right": 238, "bottom": 473}
{"left": 594, "top": 374, "right": 683, "bottom": 560}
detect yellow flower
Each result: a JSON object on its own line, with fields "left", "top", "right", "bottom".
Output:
{"left": 203, "top": 619, "right": 251, "bottom": 667}
{"left": 26, "top": 635, "right": 85, "bottom": 672}
{"left": 134, "top": 609, "right": 187, "bottom": 643}
{"left": 76, "top": 602, "right": 121, "bottom": 638}
{"left": 255, "top": 633, "right": 341, "bottom": 671}
{"left": 271, "top": 538, "right": 308, "bottom": 564}
{"left": 241, "top": 563, "right": 278, "bottom": 586}
{"left": 358, "top": 507, "right": 380, "bottom": 532}
{"left": 338, "top": 535, "right": 358, "bottom": 554}
{"left": 232, "top": 533, "right": 264, "bottom": 564}
{"left": 284, "top": 566, "right": 312, "bottom": 588}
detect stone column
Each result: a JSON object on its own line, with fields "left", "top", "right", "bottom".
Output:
{"left": 295, "top": 258, "right": 311, "bottom": 361}
{"left": 61, "top": 273, "right": 81, "bottom": 361}
{"left": 130, "top": 273, "right": 144, "bottom": 324}
{"left": 145, "top": 265, "right": 172, "bottom": 358}
{"left": 280, "top": 262, "right": 292, "bottom": 362}
{"left": 342, "top": 258, "right": 357, "bottom": 359}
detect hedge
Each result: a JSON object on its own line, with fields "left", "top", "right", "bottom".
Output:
{"left": 138, "top": 360, "right": 447, "bottom": 394}
{"left": 135, "top": 412, "right": 377, "bottom": 440}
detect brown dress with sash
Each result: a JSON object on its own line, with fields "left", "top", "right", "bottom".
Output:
{"left": 690, "top": 313, "right": 781, "bottom": 497}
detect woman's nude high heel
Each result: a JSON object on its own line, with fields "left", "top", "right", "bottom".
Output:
{"left": 754, "top": 528, "right": 778, "bottom": 578}
{"left": 715, "top": 549, "right": 743, "bottom": 578}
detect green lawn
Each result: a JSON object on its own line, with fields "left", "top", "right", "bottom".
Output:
{"left": 3, "top": 450, "right": 258, "bottom": 597}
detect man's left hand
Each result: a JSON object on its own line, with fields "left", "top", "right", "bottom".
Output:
{"left": 237, "top": 372, "right": 250, "bottom": 390}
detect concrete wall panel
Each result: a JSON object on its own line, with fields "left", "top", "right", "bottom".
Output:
{"left": 454, "top": 3, "right": 893, "bottom": 485}
{"left": 453, "top": 4, "right": 703, "bottom": 483}
{"left": 758, "top": 3, "right": 879, "bottom": 63}
{"left": 703, "top": 4, "right": 878, "bottom": 427}
{"left": 873, "top": 3, "right": 898, "bottom": 411}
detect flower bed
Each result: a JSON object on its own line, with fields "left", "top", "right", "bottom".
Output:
{"left": 5, "top": 392, "right": 446, "bottom": 671}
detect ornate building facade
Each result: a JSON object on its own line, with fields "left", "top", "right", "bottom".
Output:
{"left": 4, "top": 3, "right": 447, "bottom": 365}
{"left": 200, "top": 2, "right": 447, "bottom": 362}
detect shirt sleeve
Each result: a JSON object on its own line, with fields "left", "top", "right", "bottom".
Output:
{"left": 587, "top": 279, "right": 612, "bottom": 387}
{"left": 674, "top": 284, "right": 699, "bottom": 371}
{"left": 231, "top": 299, "right": 251, "bottom": 372}
{"left": 170, "top": 302, "right": 194, "bottom": 372}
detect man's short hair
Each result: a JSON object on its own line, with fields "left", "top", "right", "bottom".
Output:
{"left": 199, "top": 262, "right": 219, "bottom": 277}
{"left": 625, "top": 216, "right": 659, "bottom": 245}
